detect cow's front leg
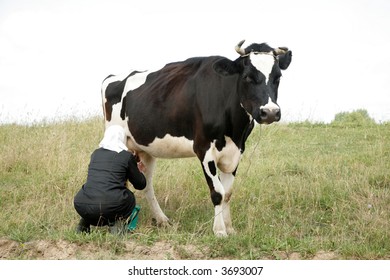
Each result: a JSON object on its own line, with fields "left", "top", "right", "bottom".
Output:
{"left": 220, "top": 172, "right": 236, "bottom": 235}
{"left": 201, "top": 160, "right": 228, "bottom": 237}
{"left": 138, "top": 152, "right": 170, "bottom": 226}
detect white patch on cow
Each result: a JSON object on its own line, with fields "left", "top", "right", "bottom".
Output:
{"left": 214, "top": 205, "right": 227, "bottom": 237}
{"left": 202, "top": 137, "right": 241, "bottom": 175}
{"left": 110, "top": 103, "right": 124, "bottom": 124}
{"left": 134, "top": 134, "right": 196, "bottom": 158}
{"left": 249, "top": 52, "right": 275, "bottom": 84}
{"left": 110, "top": 71, "right": 151, "bottom": 126}
{"left": 219, "top": 172, "right": 235, "bottom": 234}
{"left": 123, "top": 70, "right": 150, "bottom": 93}
{"left": 220, "top": 172, "right": 235, "bottom": 198}
{"left": 217, "top": 137, "right": 241, "bottom": 173}
{"left": 102, "top": 70, "right": 150, "bottom": 94}
{"left": 260, "top": 97, "right": 280, "bottom": 112}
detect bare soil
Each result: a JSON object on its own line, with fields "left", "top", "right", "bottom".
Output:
{"left": 0, "top": 238, "right": 210, "bottom": 260}
{"left": 0, "top": 238, "right": 339, "bottom": 260}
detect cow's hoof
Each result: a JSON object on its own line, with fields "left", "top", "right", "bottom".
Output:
{"left": 152, "top": 218, "right": 172, "bottom": 227}
{"left": 226, "top": 227, "right": 236, "bottom": 235}
{"left": 214, "top": 230, "right": 228, "bottom": 238}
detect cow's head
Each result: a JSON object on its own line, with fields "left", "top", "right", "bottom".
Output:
{"left": 214, "top": 40, "right": 292, "bottom": 124}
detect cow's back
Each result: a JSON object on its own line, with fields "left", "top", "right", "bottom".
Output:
{"left": 124, "top": 57, "right": 221, "bottom": 148}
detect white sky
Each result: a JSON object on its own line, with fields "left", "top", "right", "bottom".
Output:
{"left": 0, "top": 0, "right": 389, "bottom": 124}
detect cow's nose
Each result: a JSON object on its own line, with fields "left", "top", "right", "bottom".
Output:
{"left": 260, "top": 108, "right": 281, "bottom": 124}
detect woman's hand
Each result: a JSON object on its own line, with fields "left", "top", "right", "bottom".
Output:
{"left": 132, "top": 151, "right": 146, "bottom": 173}
{"left": 137, "top": 161, "right": 146, "bottom": 173}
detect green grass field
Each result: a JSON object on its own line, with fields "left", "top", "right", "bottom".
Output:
{"left": 1, "top": 115, "right": 389, "bottom": 259}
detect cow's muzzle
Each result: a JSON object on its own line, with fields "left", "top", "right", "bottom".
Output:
{"left": 259, "top": 107, "right": 281, "bottom": 124}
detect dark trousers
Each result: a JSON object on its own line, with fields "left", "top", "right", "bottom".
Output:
{"left": 74, "top": 190, "right": 135, "bottom": 226}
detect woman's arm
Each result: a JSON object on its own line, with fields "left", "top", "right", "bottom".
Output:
{"left": 127, "top": 154, "right": 146, "bottom": 190}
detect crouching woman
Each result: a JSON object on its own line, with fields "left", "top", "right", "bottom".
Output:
{"left": 74, "top": 125, "right": 146, "bottom": 233}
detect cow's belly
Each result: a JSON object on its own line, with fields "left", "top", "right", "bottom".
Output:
{"left": 129, "top": 134, "right": 196, "bottom": 158}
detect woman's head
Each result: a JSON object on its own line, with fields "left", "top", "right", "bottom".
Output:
{"left": 99, "top": 125, "right": 128, "bottom": 153}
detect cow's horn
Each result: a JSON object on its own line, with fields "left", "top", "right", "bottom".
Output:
{"left": 274, "top": 47, "right": 289, "bottom": 55}
{"left": 235, "top": 40, "right": 247, "bottom": 56}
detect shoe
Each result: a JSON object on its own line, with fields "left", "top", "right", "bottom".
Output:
{"left": 76, "top": 218, "right": 90, "bottom": 233}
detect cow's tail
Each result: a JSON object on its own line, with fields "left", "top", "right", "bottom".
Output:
{"left": 101, "top": 74, "right": 115, "bottom": 126}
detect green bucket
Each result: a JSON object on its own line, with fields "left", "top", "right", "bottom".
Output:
{"left": 127, "top": 205, "right": 141, "bottom": 231}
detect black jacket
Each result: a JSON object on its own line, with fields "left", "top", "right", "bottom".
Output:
{"left": 74, "top": 148, "right": 146, "bottom": 206}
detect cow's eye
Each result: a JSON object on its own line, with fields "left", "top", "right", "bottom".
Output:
{"left": 245, "top": 75, "right": 262, "bottom": 84}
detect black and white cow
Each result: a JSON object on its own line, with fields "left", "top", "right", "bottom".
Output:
{"left": 101, "top": 40, "right": 292, "bottom": 236}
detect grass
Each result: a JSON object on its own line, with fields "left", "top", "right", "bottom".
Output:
{"left": 1, "top": 117, "right": 389, "bottom": 259}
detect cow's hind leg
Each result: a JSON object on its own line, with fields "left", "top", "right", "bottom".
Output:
{"left": 139, "top": 152, "right": 170, "bottom": 226}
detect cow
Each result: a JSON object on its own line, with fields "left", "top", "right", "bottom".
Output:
{"left": 101, "top": 40, "right": 292, "bottom": 237}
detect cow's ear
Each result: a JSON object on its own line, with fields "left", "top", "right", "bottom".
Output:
{"left": 278, "top": 50, "right": 292, "bottom": 70}
{"left": 213, "top": 58, "right": 238, "bottom": 76}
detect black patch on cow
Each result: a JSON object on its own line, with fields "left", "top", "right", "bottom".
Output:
{"left": 208, "top": 161, "right": 217, "bottom": 176}
{"left": 126, "top": 59, "right": 205, "bottom": 145}
{"left": 104, "top": 102, "right": 113, "bottom": 121}
{"left": 240, "top": 120, "right": 255, "bottom": 153}
{"left": 105, "top": 81, "right": 122, "bottom": 103}
{"left": 278, "top": 50, "right": 292, "bottom": 70}
{"left": 104, "top": 80, "right": 121, "bottom": 121}
{"left": 126, "top": 55, "right": 256, "bottom": 151}
{"left": 213, "top": 58, "right": 239, "bottom": 76}
{"left": 215, "top": 137, "right": 227, "bottom": 152}
{"left": 244, "top": 43, "right": 273, "bottom": 54}
{"left": 211, "top": 191, "right": 222, "bottom": 206}
{"left": 120, "top": 96, "right": 127, "bottom": 120}
{"left": 201, "top": 158, "right": 222, "bottom": 206}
